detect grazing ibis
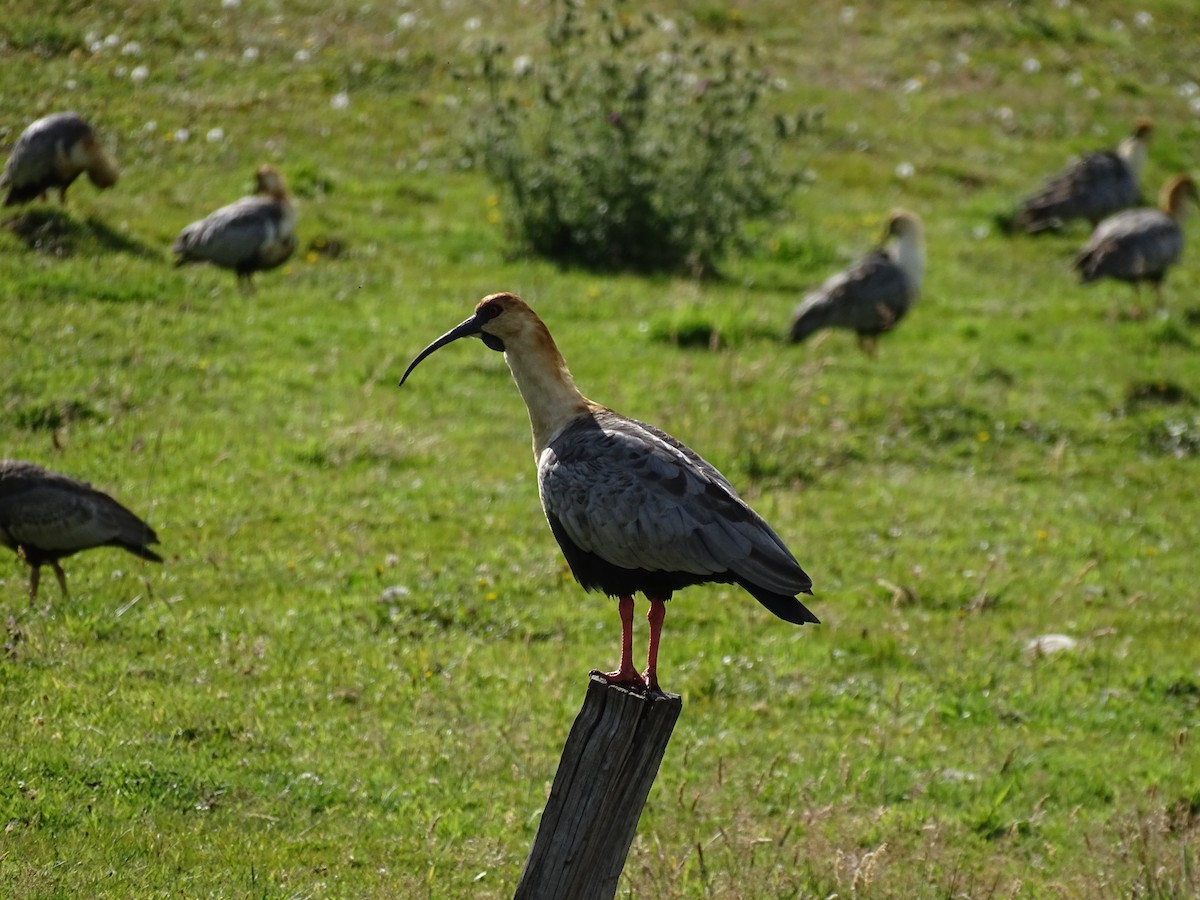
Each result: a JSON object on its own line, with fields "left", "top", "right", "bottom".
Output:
{"left": 0, "top": 460, "right": 162, "bottom": 603}
{"left": 1, "top": 112, "right": 119, "bottom": 206}
{"left": 789, "top": 209, "right": 924, "bottom": 357}
{"left": 400, "top": 292, "right": 817, "bottom": 693}
{"left": 1074, "top": 173, "right": 1197, "bottom": 311}
{"left": 172, "top": 165, "right": 296, "bottom": 291}
{"left": 1015, "top": 118, "right": 1153, "bottom": 234}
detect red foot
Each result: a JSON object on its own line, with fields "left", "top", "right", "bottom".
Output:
{"left": 590, "top": 666, "right": 649, "bottom": 692}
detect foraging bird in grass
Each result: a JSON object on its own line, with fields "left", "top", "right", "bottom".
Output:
{"left": 400, "top": 292, "right": 817, "bottom": 693}
{"left": 1015, "top": 118, "right": 1153, "bottom": 234}
{"left": 172, "top": 165, "right": 296, "bottom": 291}
{"left": 1074, "top": 174, "right": 1198, "bottom": 311}
{"left": 1, "top": 112, "right": 119, "bottom": 206}
{"left": 0, "top": 460, "right": 162, "bottom": 604}
{"left": 789, "top": 209, "right": 924, "bottom": 357}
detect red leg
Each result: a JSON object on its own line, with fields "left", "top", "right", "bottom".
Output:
{"left": 591, "top": 595, "right": 644, "bottom": 689}
{"left": 643, "top": 596, "right": 668, "bottom": 694}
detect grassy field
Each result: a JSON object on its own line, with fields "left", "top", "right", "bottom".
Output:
{"left": 2, "top": 1, "right": 1199, "bottom": 897}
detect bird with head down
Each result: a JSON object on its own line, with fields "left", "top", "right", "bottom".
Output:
{"left": 1, "top": 112, "right": 119, "bottom": 207}
{"left": 0, "top": 460, "right": 161, "bottom": 604}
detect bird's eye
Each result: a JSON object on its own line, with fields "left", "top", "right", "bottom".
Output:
{"left": 477, "top": 302, "right": 503, "bottom": 322}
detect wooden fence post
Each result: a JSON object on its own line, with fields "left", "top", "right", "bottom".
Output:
{"left": 514, "top": 674, "right": 683, "bottom": 900}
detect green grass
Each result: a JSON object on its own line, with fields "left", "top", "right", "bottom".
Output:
{"left": 2, "top": 1, "right": 1199, "bottom": 897}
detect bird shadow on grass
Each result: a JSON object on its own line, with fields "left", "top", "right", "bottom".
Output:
{"left": 3, "top": 208, "right": 161, "bottom": 260}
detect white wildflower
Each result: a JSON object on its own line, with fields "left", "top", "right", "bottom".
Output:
{"left": 1025, "top": 634, "right": 1077, "bottom": 655}
{"left": 130, "top": 65, "right": 149, "bottom": 83}
{"left": 174, "top": 128, "right": 191, "bottom": 143}
{"left": 1022, "top": 57, "right": 1041, "bottom": 74}
{"left": 331, "top": 91, "right": 350, "bottom": 110}
{"left": 121, "top": 41, "right": 142, "bottom": 56}
{"left": 839, "top": 6, "right": 856, "bottom": 24}
{"left": 243, "top": 46, "right": 259, "bottom": 61}
{"left": 294, "top": 48, "right": 311, "bottom": 63}
{"left": 1134, "top": 11, "right": 1153, "bottom": 27}
{"left": 206, "top": 127, "right": 225, "bottom": 143}
{"left": 512, "top": 54, "right": 533, "bottom": 76}
{"left": 464, "top": 17, "right": 481, "bottom": 31}
{"left": 902, "top": 77, "right": 922, "bottom": 94}
{"left": 895, "top": 161, "right": 915, "bottom": 179}
{"left": 397, "top": 12, "right": 418, "bottom": 28}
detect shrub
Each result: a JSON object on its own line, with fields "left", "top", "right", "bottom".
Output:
{"left": 471, "top": 0, "right": 800, "bottom": 277}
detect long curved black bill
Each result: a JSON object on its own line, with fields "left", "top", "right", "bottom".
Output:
{"left": 399, "top": 314, "right": 483, "bottom": 386}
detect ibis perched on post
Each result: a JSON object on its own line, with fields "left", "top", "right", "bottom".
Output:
{"left": 0, "top": 460, "right": 162, "bottom": 604}
{"left": 789, "top": 209, "right": 924, "bottom": 356}
{"left": 400, "top": 293, "right": 817, "bottom": 693}
{"left": 172, "top": 165, "right": 297, "bottom": 291}
{"left": 1014, "top": 118, "right": 1153, "bottom": 234}
{"left": 1, "top": 112, "right": 119, "bottom": 207}
{"left": 1074, "top": 173, "right": 1198, "bottom": 311}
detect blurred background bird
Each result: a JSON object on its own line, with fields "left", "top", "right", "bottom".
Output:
{"left": 172, "top": 164, "right": 297, "bottom": 291}
{"left": 0, "top": 460, "right": 162, "bottom": 604}
{"left": 0, "top": 111, "right": 119, "bottom": 207}
{"left": 789, "top": 209, "right": 924, "bottom": 357}
{"left": 400, "top": 293, "right": 817, "bottom": 694}
{"left": 1013, "top": 118, "right": 1153, "bottom": 234}
{"left": 1074, "top": 173, "right": 1197, "bottom": 314}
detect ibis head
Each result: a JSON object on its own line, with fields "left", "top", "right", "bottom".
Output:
{"left": 399, "top": 295, "right": 511, "bottom": 386}
{"left": 399, "top": 293, "right": 588, "bottom": 456}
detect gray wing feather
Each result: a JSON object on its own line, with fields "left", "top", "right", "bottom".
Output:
{"left": 539, "top": 412, "right": 806, "bottom": 594}
{"left": 792, "top": 250, "right": 912, "bottom": 340}
{"left": 1076, "top": 210, "right": 1182, "bottom": 280}
{"left": 1019, "top": 151, "right": 1139, "bottom": 230}
{"left": 1, "top": 113, "right": 94, "bottom": 199}
{"left": 173, "top": 196, "right": 285, "bottom": 267}
{"left": 0, "top": 461, "right": 156, "bottom": 553}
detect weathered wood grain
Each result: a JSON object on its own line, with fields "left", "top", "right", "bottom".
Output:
{"left": 515, "top": 675, "right": 683, "bottom": 900}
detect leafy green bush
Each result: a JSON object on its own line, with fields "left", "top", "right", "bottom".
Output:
{"left": 471, "top": 0, "right": 799, "bottom": 276}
